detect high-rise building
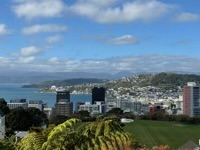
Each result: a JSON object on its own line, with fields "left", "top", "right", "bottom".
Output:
{"left": 92, "top": 87, "right": 105, "bottom": 104}
{"left": 56, "top": 90, "right": 70, "bottom": 103}
{"left": 183, "top": 82, "right": 200, "bottom": 117}
{"left": 54, "top": 102, "right": 73, "bottom": 117}
{"left": 54, "top": 90, "right": 73, "bottom": 116}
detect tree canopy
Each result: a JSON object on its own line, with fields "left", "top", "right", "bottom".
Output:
{"left": 107, "top": 108, "right": 123, "bottom": 116}
{"left": 0, "top": 98, "right": 10, "bottom": 115}
{"left": 6, "top": 107, "right": 47, "bottom": 131}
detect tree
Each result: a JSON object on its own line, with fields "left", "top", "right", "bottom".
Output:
{"left": 26, "top": 107, "right": 48, "bottom": 126}
{"left": 49, "top": 115, "right": 68, "bottom": 125}
{"left": 0, "top": 98, "right": 10, "bottom": 115}
{"left": 77, "top": 110, "right": 90, "bottom": 117}
{"left": 6, "top": 107, "right": 47, "bottom": 131}
{"left": 6, "top": 107, "right": 32, "bottom": 131}
{"left": 107, "top": 108, "right": 123, "bottom": 116}
{"left": 0, "top": 139, "right": 15, "bottom": 150}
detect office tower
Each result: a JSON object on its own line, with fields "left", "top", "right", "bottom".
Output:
{"left": 92, "top": 87, "right": 105, "bottom": 104}
{"left": 54, "top": 102, "right": 73, "bottom": 117}
{"left": 54, "top": 89, "right": 73, "bottom": 116}
{"left": 183, "top": 82, "right": 200, "bottom": 117}
{"left": 56, "top": 90, "right": 70, "bottom": 103}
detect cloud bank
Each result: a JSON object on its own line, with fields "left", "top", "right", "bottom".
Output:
{"left": 1, "top": 55, "right": 200, "bottom": 73}
{"left": 13, "top": 0, "right": 174, "bottom": 23}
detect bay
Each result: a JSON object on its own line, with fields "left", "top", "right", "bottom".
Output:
{"left": 0, "top": 84, "right": 92, "bottom": 109}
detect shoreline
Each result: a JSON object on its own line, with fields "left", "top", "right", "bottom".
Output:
{"left": 38, "top": 91, "right": 91, "bottom": 95}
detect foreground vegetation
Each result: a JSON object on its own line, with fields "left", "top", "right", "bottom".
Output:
{"left": 2, "top": 118, "right": 135, "bottom": 150}
{"left": 124, "top": 120, "right": 200, "bottom": 150}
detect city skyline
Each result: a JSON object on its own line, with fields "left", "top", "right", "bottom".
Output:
{"left": 0, "top": 0, "right": 200, "bottom": 74}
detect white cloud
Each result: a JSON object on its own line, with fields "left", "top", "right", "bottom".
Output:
{"left": 45, "top": 35, "right": 62, "bottom": 44}
{"left": 69, "top": 0, "right": 173, "bottom": 23}
{"left": 0, "top": 24, "right": 10, "bottom": 36}
{"left": 12, "top": 0, "right": 174, "bottom": 23}
{"left": 17, "top": 46, "right": 43, "bottom": 57}
{"left": 22, "top": 24, "right": 67, "bottom": 35}
{"left": 17, "top": 56, "right": 35, "bottom": 63}
{"left": 1, "top": 55, "right": 200, "bottom": 73}
{"left": 12, "top": 0, "right": 65, "bottom": 20}
{"left": 48, "top": 57, "right": 60, "bottom": 63}
{"left": 109, "top": 35, "right": 139, "bottom": 45}
{"left": 175, "top": 12, "right": 200, "bottom": 22}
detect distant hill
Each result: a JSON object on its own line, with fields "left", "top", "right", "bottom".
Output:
{"left": 22, "top": 72, "right": 200, "bottom": 89}
{"left": 0, "top": 71, "right": 135, "bottom": 84}
{"left": 150, "top": 72, "right": 200, "bottom": 87}
{"left": 22, "top": 78, "right": 108, "bottom": 88}
{"left": 105, "top": 72, "right": 200, "bottom": 90}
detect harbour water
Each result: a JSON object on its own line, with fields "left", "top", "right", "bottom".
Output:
{"left": 0, "top": 84, "right": 92, "bottom": 108}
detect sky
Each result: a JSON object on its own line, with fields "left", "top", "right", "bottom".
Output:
{"left": 0, "top": 0, "right": 200, "bottom": 74}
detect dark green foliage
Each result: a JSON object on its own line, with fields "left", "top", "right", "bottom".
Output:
{"left": 121, "top": 113, "right": 136, "bottom": 120}
{"left": 150, "top": 72, "right": 200, "bottom": 88}
{"left": 139, "top": 112, "right": 200, "bottom": 124}
{"left": 49, "top": 115, "right": 68, "bottom": 125}
{"left": 6, "top": 107, "right": 47, "bottom": 131}
{"left": 0, "top": 139, "right": 15, "bottom": 150}
{"left": 5, "top": 128, "right": 15, "bottom": 137}
{"left": 0, "top": 98, "right": 10, "bottom": 115}
{"left": 76, "top": 110, "right": 90, "bottom": 117}
{"left": 26, "top": 107, "right": 48, "bottom": 125}
{"left": 107, "top": 108, "right": 123, "bottom": 116}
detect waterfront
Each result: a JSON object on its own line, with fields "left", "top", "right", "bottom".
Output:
{"left": 0, "top": 84, "right": 92, "bottom": 108}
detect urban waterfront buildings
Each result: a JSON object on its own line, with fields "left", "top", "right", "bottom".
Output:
{"left": 92, "top": 87, "right": 105, "bottom": 104}
{"left": 0, "top": 111, "right": 5, "bottom": 139}
{"left": 56, "top": 90, "right": 70, "bottom": 103}
{"left": 53, "top": 90, "right": 73, "bottom": 117}
{"left": 28, "top": 100, "right": 44, "bottom": 111}
{"left": 78, "top": 102, "right": 105, "bottom": 116}
{"left": 183, "top": 82, "right": 200, "bottom": 117}
{"left": 7, "top": 99, "right": 28, "bottom": 110}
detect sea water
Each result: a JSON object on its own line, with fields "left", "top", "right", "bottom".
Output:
{"left": 0, "top": 84, "right": 92, "bottom": 109}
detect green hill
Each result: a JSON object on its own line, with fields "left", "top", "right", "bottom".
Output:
{"left": 150, "top": 72, "right": 200, "bottom": 88}
{"left": 22, "top": 78, "right": 107, "bottom": 88}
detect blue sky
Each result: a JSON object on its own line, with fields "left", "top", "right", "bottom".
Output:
{"left": 0, "top": 0, "right": 200, "bottom": 74}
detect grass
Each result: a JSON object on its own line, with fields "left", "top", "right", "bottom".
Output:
{"left": 124, "top": 120, "right": 200, "bottom": 150}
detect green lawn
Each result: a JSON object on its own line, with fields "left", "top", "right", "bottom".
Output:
{"left": 124, "top": 120, "right": 200, "bottom": 150}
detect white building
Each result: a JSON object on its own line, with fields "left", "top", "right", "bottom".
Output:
{"left": 105, "top": 97, "right": 120, "bottom": 112}
{"left": 28, "top": 100, "right": 44, "bottom": 111}
{"left": 0, "top": 112, "right": 5, "bottom": 139}
{"left": 7, "top": 99, "right": 28, "bottom": 110}
{"left": 43, "top": 108, "right": 53, "bottom": 119}
{"left": 79, "top": 102, "right": 105, "bottom": 115}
